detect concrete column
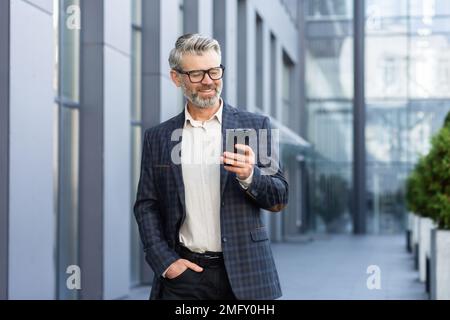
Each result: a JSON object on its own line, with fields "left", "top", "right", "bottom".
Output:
{"left": 184, "top": 0, "right": 213, "bottom": 36}
{"left": 79, "top": 0, "right": 104, "bottom": 300}
{"left": 353, "top": 0, "right": 366, "bottom": 234}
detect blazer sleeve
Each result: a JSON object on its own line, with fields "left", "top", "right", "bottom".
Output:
{"left": 243, "top": 117, "right": 289, "bottom": 212}
{"left": 133, "top": 129, "right": 179, "bottom": 276}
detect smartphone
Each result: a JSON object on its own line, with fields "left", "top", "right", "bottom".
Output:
{"left": 225, "top": 129, "right": 253, "bottom": 155}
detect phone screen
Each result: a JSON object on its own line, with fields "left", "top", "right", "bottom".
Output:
{"left": 226, "top": 129, "right": 251, "bottom": 155}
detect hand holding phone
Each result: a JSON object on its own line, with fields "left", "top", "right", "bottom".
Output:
{"left": 223, "top": 129, "right": 256, "bottom": 180}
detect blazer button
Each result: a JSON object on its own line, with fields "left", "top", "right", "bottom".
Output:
{"left": 222, "top": 236, "right": 227, "bottom": 243}
{"left": 221, "top": 202, "right": 225, "bottom": 207}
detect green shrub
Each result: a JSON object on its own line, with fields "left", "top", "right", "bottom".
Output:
{"left": 406, "top": 156, "right": 428, "bottom": 216}
{"left": 406, "top": 124, "right": 450, "bottom": 230}
{"left": 425, "top": 126, "right": 450, "bottom": 229}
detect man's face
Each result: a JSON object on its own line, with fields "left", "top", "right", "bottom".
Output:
{"left": 174, "top": 50, "right": 223, "bottom": 109}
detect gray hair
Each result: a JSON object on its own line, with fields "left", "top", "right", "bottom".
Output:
{"left": 169, "top": 34, "right": 222, "bottom": 70}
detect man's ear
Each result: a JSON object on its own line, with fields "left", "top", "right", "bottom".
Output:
{"left": 170, "top": 70, "right": 181, "bottom": 87}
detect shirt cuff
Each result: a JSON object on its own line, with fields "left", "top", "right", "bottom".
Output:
{"left": 162, "top": 267, "right": 170, "bottom": 278}
{"left": 237, "top": 168, "right": 254, "bottom": 190}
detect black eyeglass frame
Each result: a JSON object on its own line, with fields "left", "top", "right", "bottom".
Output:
{"left": 175, "top": 64, "right": 226, "bottom": 83}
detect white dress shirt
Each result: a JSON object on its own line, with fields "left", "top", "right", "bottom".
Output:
{"left": 162, "top": 100, "right": 253, "bottom": 276}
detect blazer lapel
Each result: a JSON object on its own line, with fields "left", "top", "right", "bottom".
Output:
{"left": 168, "top": 111, "right": 186, "bottom": 213}
{"left": 220, "top": 103, "right": 239, "bottom": 198}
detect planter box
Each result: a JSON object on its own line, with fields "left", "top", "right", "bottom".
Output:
{"left": 412, "top": 214, "right": 421, "bottom": 270}
{"left": 430, "top": 229, "right": 450, "bottom": 300}
{"left": 406, "top": 212, "right": 414, "bottom": 253}
{"left": 419, "top": 217, "right": 434, "bottom": 282}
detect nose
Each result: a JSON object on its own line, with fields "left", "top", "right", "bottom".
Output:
{"left": 201, "top": 72, "right": 214, "bottom": 85}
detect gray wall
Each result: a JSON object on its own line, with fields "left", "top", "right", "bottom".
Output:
{"left": 9, "top": 0, "right": 56, "bottom": 299}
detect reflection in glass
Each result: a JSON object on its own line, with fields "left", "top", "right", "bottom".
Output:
{"left": 60, "top": 0, "right": 80, "bottom": 103}
{"left": 130, "top": 125, "right": 142, "bottom": 286}
{"left": 256, "top": 14, "right": 263, "bottom": 111}
{"left": 409, "top": 0, "right": 450, "bottom": 17}
{"left": 305, "top": 12, "right": 354, "bottom": 100}
{"left": 366, "top": 36, "right": 408, "bottom": 100}
{"left": 56, "top": 0, "right": 81, "bottom": 299}
{"left": 132, "top": 0, "right": 142, "bottom": 26}
{"left": 130, "top": 0, "right": 143, "bottom": 287}
{"left": 365, "top": 0, "right": 450, "bottom": 234}
{"left": 409, "top": 35, "right": 450, "bottom": 99}
{"left": 131, "top": 28, "right": 142, "bottom": 122}
{"left": 270, "top": 34, "right": 277, "bottom": 118}
{"left": 57, "top": 107, "right": 80, "bottom": 300}
{"left": 306, "top": 0, "right": 353, "bottom": 18}
{"left": 282, "top": 52, "right": 295, "bottom": 130}
{"left": 304, "top": 2, "right": 354, "bottom": 234}
{"left": 306, "top": 102, "right": 353, "bottom": 233}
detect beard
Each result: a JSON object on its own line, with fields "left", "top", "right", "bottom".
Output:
{"left": 181, "top": 81, "right": 222, "bottom": 109}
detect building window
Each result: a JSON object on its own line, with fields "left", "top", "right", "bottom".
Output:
{"left": 270, "top": 33, "right": 277, "bottom": 118}
{"left": 255, "top": 13, "right": 264, "bottom": 111}
{"left": 306, "top": 0, "right": 352, "bottom": 19}
{"left": 54, "top": 0, "right": 81, "bottom": 300}
{"left": 282, "top": 51, "right": 294, "bottom": 129}
{"left": 304, "top": 0, "right": 354, "bottom": 234}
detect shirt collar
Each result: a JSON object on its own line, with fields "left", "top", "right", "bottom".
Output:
{"left": 184, "top": 99, "right": 223, "bottom": 128}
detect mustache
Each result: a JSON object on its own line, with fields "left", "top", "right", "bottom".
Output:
{"left": 197, "top": 85, "right": 217, "bottom": 91}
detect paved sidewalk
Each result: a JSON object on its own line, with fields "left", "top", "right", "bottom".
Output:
{"left": 273, "top": 235, "right": 427, "bottom": 300}
{"left": 126, "top": 235, "right": 427, "bottom": 300}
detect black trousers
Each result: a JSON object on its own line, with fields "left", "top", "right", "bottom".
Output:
{"left": 160, "top": 247, "right": 236, "bottom": 300}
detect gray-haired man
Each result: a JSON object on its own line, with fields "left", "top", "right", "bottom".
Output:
{"left": 134, "top": 33, "right": 288, "bottom": 300}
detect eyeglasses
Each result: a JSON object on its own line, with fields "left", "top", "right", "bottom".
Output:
{"left": 175, "top": 65, "right": 225, "bottom": 83}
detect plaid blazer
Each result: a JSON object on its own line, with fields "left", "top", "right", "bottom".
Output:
{"left": 134, "top": 102, "right": 288, "bottom": 300}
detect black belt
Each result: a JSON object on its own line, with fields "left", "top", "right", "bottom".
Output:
{"left": 176, "top": 245, "right": 224, "bottom": 268}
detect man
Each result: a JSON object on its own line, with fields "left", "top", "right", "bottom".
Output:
{"left": 134, "top": 34, "right": 288, "bottom": 300}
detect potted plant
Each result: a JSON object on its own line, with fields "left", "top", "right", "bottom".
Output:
{"left": 406, "top": 156, "right": 430, "bottom": 273}
{"left": 422, "top": 124, "right": 450, "bottom": 300}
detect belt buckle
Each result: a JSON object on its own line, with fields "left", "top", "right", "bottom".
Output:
{"left": 203, "top": 254, "right": 221, "bottom": 260}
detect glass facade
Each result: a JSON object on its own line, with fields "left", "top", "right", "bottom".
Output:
{"left": 282, "top": 52, "right": 296, "bottom": 130}
{"left": 55, "top": 0, "right": 81, "bottom": 299}
{"left": 304, "top": 0, "right": 354, "bottom": 233}
{"left": 270, "top": 33, "right": 278, "bottom": 118}
{"left": 365, "top": 0, "right": 450, "bottom": 234}
{"left": 304, "top": 0, "right": 450, "bottom": 235}
{"left": 256, "top": 14, "right": 264, "bottom": 111}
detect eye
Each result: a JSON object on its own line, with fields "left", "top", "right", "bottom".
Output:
{"left": 209, "top": 69, "right": 221, "bottom": 76}
{"left": 190, "top": 71, "right": 203, "bottom": 78}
